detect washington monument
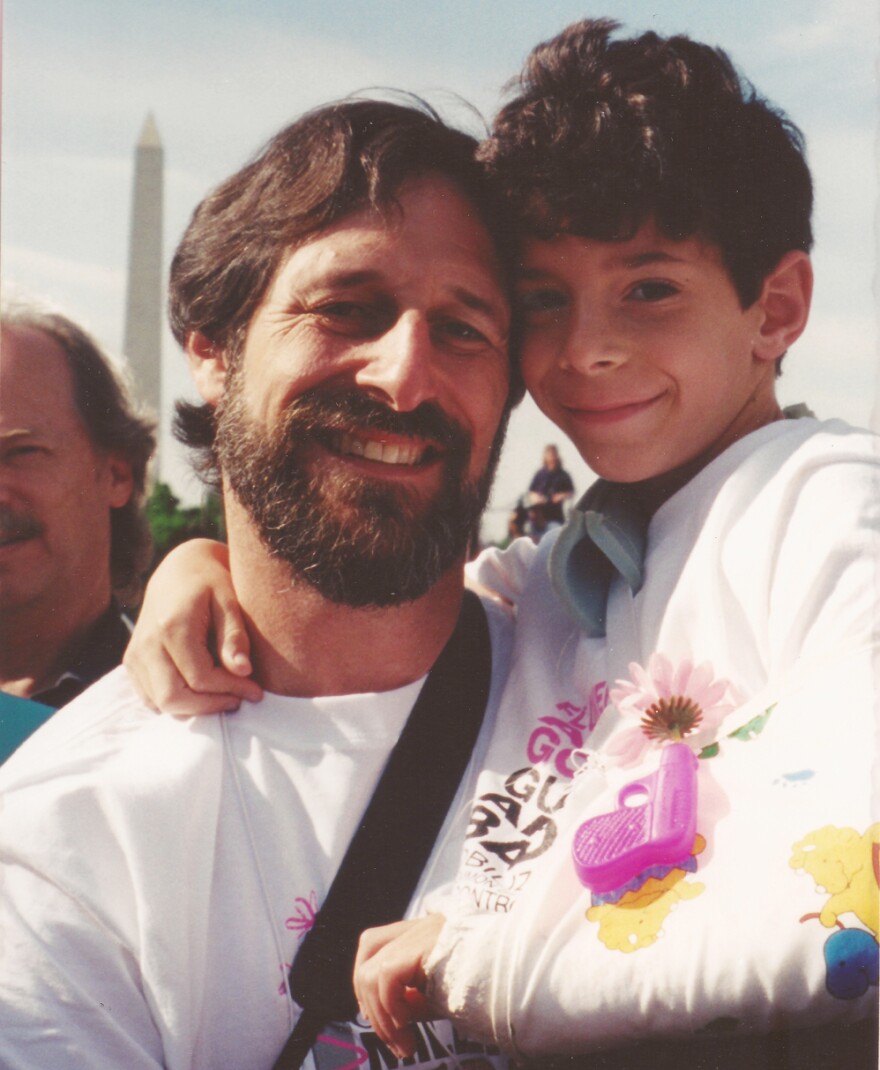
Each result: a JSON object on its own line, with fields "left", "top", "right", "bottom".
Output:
{"left": 123, "top": 112, "right": 163, "bottom": 425}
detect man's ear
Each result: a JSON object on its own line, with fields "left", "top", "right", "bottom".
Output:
{"left": 752, "top": 251, "right": 813, "bottom": 364}
{"left": 186, "top": 331, "right": 228, "bottom": 405}
{"left": 105, "top": 457, "right": 135, "bottom": 509}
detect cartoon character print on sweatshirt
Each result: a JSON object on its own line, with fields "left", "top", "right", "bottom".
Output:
{"left": 455, "top": 682, "right": 610, "bottom": 914}
{"left": 580, "top": 655, "right": 779, "bottom": 954}
{"left": 587, "top": 835, "right": 707, "bottom": 952}
{"left": 790, "top": 823, "right": 880, "bottom": 1000}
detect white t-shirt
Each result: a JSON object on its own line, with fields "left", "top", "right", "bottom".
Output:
{"left": 0, "top": 599, "right": 514, "bottom": 1070}
{"left": 427, "top": 418, "right": 879, "bottom": 1058}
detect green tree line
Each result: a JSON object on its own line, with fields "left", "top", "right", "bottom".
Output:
{"left": 145, "top": 482, "right": 225, "bottom": 572}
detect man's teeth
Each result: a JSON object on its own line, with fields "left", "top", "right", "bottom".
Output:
{"left": 336, "top": 432, "right": 427, "bottom": 466}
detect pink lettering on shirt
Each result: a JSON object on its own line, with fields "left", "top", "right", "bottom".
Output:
{"left": 527, "top": 683, "right": 609, "bottom": 777}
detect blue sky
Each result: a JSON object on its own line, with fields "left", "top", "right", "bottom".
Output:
{"left": 3, "top": 0, "right": 878, "bottom": 536}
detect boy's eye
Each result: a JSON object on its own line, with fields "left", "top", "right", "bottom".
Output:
{"left": 628, "top": 281, "right": 679, "bottom": 302}
{"left": 516, "top": 288, "right": 569, "bottom": 316}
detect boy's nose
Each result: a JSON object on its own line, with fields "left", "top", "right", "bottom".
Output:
{"left": 354, "top": 314, "right": 440, "bottom": 412}
{"left": 559, "top": 313, "right": 628, "bottom": 374}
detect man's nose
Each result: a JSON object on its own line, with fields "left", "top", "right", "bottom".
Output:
{"left": 354, "top": 314, "right": 440, "bottom": 411}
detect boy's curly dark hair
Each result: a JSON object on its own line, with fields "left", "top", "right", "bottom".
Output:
{"left": 479, "top": 18, "right": 813, "bottom": 307}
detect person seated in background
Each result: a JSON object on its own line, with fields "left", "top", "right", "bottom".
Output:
{"left": 0, "top": 304, "right": 154, "bottom": 756}
{"left": 524, "top": 498, "right": 559, "bottom": 541}
{"left": 526, "top": 442, "right": 574, "bottom": 523}
{"left": 503, "top": 500, "right": 528, "bottom": 547}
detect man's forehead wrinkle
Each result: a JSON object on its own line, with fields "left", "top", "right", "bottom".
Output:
{"left": 451, "top": 285, "right": 508, "bottom": 321}
{"left": 286, "top": 265, "right": 503, "bottom": 306}
{"left": 283, "top": 253, "right": 507, "bottom": 322}
{"left": 301, "top": 267, "right": 386, "bottom": 290}
{"left": 0, "top": 428, "right": 40, "bottom": 442}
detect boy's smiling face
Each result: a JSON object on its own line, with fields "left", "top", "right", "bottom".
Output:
{"left": 516, "top": 220, "right": 787, "bottom": 484}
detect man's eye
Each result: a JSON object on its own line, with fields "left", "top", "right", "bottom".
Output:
{"left": 436, "top": 320, "right": 491, "bottom": 349}
{"left": 516, "top": 289, "right": 568, "bottom": 316}
{"left": 315, "top": 302, "right": 386, "bottom": 334}
{"left": 6, "top": 445, "right": 42, "bottom": 461}
{"left": 628, "top": 281, "right": 679, "bottom": 302}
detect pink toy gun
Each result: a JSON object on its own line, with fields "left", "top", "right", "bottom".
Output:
{"left": 572, "top": 742, "right": 698, "bottom": 893}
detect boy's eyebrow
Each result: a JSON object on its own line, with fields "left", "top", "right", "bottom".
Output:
{"left": 516, "top": 250, "right": 690, "bottom": 280}
{"left": 618, "top": 251, "right": 687, "bottom": 269}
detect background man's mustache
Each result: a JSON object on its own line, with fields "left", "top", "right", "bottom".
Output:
{"left": 0, "top": 506, "right": 43, "bottom": 542}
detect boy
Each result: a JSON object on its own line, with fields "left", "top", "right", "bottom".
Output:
{"left": 355, "top": 20, "right": 878, "bottom": 1064}
{"left": 130, "top": 18, "right": 879, "bottom": 1066}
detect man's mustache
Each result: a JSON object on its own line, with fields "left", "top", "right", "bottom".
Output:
{"left": 278, "top": 387, "right": 470, "bottom": 454}
{"left": 0, "top": 505, "right": 43, "bottom": 544}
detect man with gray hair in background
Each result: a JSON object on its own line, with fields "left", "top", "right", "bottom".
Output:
{"left": 0, "top": 303, "right": 154, "bottom": 753}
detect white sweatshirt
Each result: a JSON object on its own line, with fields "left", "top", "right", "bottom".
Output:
{"left": 427, "top": 418, "right": 879, "bottom": 1059}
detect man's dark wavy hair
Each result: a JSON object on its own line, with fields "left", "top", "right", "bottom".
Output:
{"left": 3, "top": 302, "right": 156, "bottom": 604}
{"left": 170, "top": 96, "right": 524, "bottom": 483}
{"left": 479, "top": 18, "right": 813, "bottom": 308}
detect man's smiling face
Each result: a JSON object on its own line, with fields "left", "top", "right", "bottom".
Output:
{"left": 207, "top": 174, "right": 511, "bottom": 606}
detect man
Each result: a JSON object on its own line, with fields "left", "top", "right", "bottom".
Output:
{"left": 0, "top": 306, "right": 154, "bottom": 753}
{"left": 0, "top": 100, "right": 521, "bottom": 1070}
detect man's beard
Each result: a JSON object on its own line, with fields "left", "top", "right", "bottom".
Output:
{"left": 214, "top": 381, "right": 505, "bottom": 608}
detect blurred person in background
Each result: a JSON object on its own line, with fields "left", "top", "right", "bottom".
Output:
{"left": 526, "top": 443, "right": 574, "bottom": 523}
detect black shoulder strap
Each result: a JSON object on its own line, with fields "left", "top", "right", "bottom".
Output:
{"left": 273, "top": 590, "right": 493, "bottom": 1070}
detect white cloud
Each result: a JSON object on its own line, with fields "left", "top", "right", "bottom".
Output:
{"left": 768, "top": 0, "right": 879, "bottom": 56}
{"left": 0, "top": 244, "right": 126, "bottom": 347}
{"left": 1, "top": 244, "right": 122, "bottom": 291}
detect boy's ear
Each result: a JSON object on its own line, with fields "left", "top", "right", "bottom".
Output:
{"left": 752, "top": 251, "right": 813, "bottom": 364}
{"left": 186, "top": 331, "right": 228, "bottom": 405}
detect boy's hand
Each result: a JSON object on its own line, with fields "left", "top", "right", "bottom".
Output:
{"left": 124, "top": 538, "right": 262, "bottom": 715}
{"left": 353, "top": 915, "right": 446, "bottom": 1058}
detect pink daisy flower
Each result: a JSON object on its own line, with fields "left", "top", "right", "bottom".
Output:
{"left": 607, "top": 653, "right": 736, "bottom": 766}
